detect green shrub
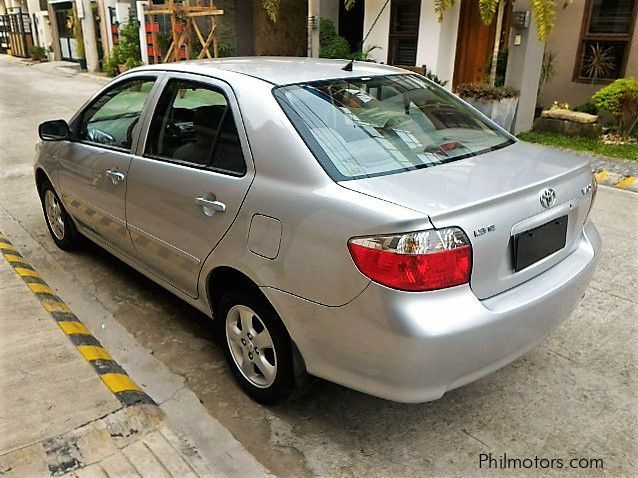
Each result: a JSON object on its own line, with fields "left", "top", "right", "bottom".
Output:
{"left": 319, "top": 18, "right": 351, "bottom": 60}
{"left": 574, "top": 102, "right": 598, "bottom": 115}
{"left": 592, "top": 78, "right": 638, "bottom": 135}
{"left": 102, "top": 52, "right": 119, "bottom": 77}
{"left": 455, "top": 83, "right": 519, "bottom": 101}
{"left": 102, "top": 14, "right": 142, "bottom": 77}
{"left": 29, "top": 45, "right": 47, "bottom": 61}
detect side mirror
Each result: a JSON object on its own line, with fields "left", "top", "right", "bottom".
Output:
{"left": 39, "top": 120, "right": 70, "bottom": 141}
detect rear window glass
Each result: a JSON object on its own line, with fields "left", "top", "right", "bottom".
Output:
{"left": 273, "top": 74, "right": 513, "bottom": 181}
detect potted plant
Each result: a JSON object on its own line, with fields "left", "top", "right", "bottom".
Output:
{"left": 455, "top": 83, "right": 519, "bottom": 131}
{"left": 116, "top": 15, "right": 142, "bottom": 73}
{"left": 102, "top": 14, "right": 142, "bottom": 76}
{"left": 28, "top": 45, "right": 48, "bottom": 62}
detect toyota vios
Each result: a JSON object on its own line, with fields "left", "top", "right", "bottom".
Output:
{"left": 35, "top": 58, "right": 601, "bottom": 404}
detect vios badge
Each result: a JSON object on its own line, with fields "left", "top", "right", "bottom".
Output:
{"left": 539, "top": 188, "right": 556, "bottom": 209}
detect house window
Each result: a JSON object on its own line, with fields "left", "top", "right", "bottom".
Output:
{"left": 388, "top": 0, "right": 421, "bottom": 66}
{"left": 574, "top": 0, "right": 637, "bottom": 82}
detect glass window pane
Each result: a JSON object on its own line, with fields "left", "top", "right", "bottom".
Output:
{"left": 210, "top": 111, "right": 246, "bottom": 175}
{"left": 589, "top": 0, "right": 634, "bottom": 34}
{"left": 274, "top": 75, "right": 512, "bottom": 181}
{"left": 146, "top": 80, "right": 245, "bottom": 174}
{"left": 79, "top": 79, "right": 155, "bottom": 150}
{"left": 578, "top": 40, "right": 627, "bottom": 79}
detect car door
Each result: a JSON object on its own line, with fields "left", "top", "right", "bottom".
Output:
{"left": 126, "top": 74, "right": 255, "bottom": 298}
{"left": 57, "top": 74, "right": 160, "bottom": 256}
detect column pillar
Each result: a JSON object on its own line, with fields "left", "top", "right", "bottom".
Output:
{"left": 504, "top": 0, "right": 545, "bottom": 133}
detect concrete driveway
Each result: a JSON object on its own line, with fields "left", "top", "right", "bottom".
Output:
{"left": 0, "top": 55, "right": 636, "bottom": 477}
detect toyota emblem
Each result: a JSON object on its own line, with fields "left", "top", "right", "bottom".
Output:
{"left": 539, "top": 188, "right": 557, "bottom": 209}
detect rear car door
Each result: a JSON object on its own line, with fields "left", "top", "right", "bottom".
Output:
{"left": 58, "top": 74, "right": 160, "bottom": 256}
{"left": 126, "top": 74, "right": 254, "bottom": 298}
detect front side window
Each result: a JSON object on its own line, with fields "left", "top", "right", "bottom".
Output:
{"left": 274, "top": 74, "right": 513, "bottom": 181}
{"left": 575, "top": 0, "right": 636, "bottom": 82}
{"left": 78, "top": 78, "right": 156, "bottom": 150}
{"left": 145, "top": 79, "right": 246, "bottom": 175}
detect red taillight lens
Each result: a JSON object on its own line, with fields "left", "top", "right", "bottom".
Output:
{"left": 347, "top": 227, "right": 472, "bottom": 291}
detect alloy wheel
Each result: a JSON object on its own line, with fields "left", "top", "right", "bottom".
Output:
{"left": 44, "top": 189, "right": 65, "bottom": 241}
{"left": 225, "top": 304, "right": 277, "bottom": 388}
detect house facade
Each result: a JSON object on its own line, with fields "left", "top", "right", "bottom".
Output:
{"left": 362, "top": 0, "right": 637, "bottom": 100}
{"left": 539, "top": 0, "right": 638, "bottom": 108}
{"left": 362, "top": 0, "right": 514, "bottom": 89}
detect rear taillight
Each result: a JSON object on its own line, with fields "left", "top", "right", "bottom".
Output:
{"left": 347, "top": 227, "right": 472, "bottom": 291}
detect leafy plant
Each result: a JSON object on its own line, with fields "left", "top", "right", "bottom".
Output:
{"left": 581, "top": 42, "right": 617, "bottom": 80}
{"left": 29, "top": 45, "right": 47, "bottom": 61}
{"left": 485, "top": 47, "right": 508, "bottom": 87}
{"left": 592, "top": 78, "right": 638, "bottom": 136}
{"left": 319, "top": 19, "right": 351, "bottom": 60}
{"left": 352, "top": 44, "right": 380, "bottom": 61}
{"left": 574, "top": 102, "right": 598, "bottom": 115}
{"left": 102, "top": 52, "right": 119, "bottom": 77}
{"left": 102, "top": 14, "right": 141, "bottom": 76}
{"left": 425, "top": 68, "right": 447, "bottom": 87}
{"left": 455, "top": 83, "right": 518, "bottom": 101}
{"left": 217, "top": 39, "right": 235, "bottom": 58}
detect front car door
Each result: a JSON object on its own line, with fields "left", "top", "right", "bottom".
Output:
{"left": 126, "top": 73, "right": 255, "bottom": 298}
{"left": 57, "top": 74, "right": 160, "bottom": 256}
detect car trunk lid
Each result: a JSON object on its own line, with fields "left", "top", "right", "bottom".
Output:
{"left": 339, "top": 142, "right": 595, "bottom": 299}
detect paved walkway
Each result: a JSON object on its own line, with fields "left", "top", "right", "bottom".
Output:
{"left": 0, "top": 235, "right": 256, "bottom": 477}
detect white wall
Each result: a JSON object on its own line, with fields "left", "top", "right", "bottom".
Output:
{"left": 362, "top": 0, "right": 391, "bottom": 63}
{"left": 320, "top": 0, "right": 339, "bottom": 27}
{"left": 415, "top": 0, "right": 459, "bottom": 87}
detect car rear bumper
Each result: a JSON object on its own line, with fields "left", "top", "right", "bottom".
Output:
{"left": 264, "top": 221, "right": 601, "bottom": 403}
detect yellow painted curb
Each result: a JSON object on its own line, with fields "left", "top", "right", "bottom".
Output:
{"left": 594, "top": 170, "right": 637, "bottom": 192}
{"left": 0, "top": 232, "right": 155, "bottom": 407}
{"left": 614, "top": 176, "right": 636, "bottom": 189}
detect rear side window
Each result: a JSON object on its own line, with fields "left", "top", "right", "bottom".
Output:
{"left": 145, "top": 79, "right": 246, "bottom": 175}
{"left": 78, "top": 78, "right": 156, "bottom": 151}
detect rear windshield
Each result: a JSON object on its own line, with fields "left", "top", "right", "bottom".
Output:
{"left": 273, "top": 74, "right": 514, "bottom": 181}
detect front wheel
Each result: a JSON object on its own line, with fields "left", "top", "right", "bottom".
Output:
{"left": 39, "top": 179, "right": 80, "bottom": 250}
{"left": 219, "top": 288, "right": 299, "bottom": 405}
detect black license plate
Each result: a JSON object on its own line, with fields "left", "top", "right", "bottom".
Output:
{"left": 513, "top": 215, "right": 568, "bottom": 272}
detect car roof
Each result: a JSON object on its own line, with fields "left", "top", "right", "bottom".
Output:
{"left": 137, "top": 57, "right": 409, "bottom": 85}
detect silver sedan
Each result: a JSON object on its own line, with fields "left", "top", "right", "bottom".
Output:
{"left": 34, "top": 58, "right": 601, "bottom": 404}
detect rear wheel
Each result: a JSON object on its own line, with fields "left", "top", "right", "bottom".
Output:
{"left": 219, "top": 288, "right": 298, "bottom": 405}
{"left": 39, "top": 179, "right": 80, "bottom": 250}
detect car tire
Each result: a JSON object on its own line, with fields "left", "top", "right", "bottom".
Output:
{"left": 219, "top": 288, "right": 299, "bottom": 405}
{"left": 39, "top": 179, "right": 80, "bottom": 251}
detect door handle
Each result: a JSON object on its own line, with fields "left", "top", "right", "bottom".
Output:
{"left": 195, "top": 195, "right": 226, "bottom": 216}
{"left": 105, "top": 169, "right": 125, "bottom": 185}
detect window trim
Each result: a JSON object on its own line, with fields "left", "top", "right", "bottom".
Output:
{"left": 142, "top": 77, "right": 247, "bottom": 177}
{"left": 572, "top": 0, "right": 637, "bottom": 83}
{"left": 72, "top": 75, "right": 159, "bottom": 154}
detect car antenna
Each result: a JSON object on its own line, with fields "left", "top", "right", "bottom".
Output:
{"left": 342, "top": 58, "right": 354, "bottom": 71}
{"left": 341, "top": 0, "right": 390, "bottom": 72}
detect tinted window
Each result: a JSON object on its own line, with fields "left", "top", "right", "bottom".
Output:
{"left": 145, "top": 79, "right": 246, "bottom": 175}
{"left": 78, "top": 78, "right": 155, "bottom": 150}
{"left": 274, "top": 74, "right": 513, "bottom": 180}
